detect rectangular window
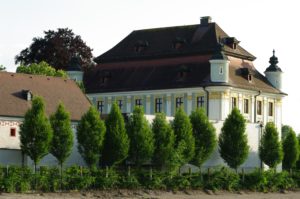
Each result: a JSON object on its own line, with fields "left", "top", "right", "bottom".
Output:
{"left": 244, "top": 99, "right": 249, "bottom": 114}
{"left": 196, "top": 96, "right": 205, "bottom": 108}
{"left": 155, "top": 98, "right": 163, "bottom": 113}
{"left": 176, "top": 97, "right": 183, "bottom": 108}
{"left": 10, "top": 128, "right": 16, "bottom": 137}
{"left": 135, "top": 99, "right": 142, "bottom": 107}
{"left": 97, "top": 100, "right": 104, "bottom": 114}
{"left": 118, "top": 100, "right": 123, "bottom": 110}
{"left": 257, "top": 101, "right": 262, "bottom": 115}
{"left": 268, "top": 102, "right": 274, "bottom": 116}
{"left": 231, "top": 97, "right": 237, "bottom": 109}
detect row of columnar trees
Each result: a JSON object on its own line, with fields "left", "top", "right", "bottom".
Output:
{"left": 20, "top": 96, "right": 300, "bottom": 175}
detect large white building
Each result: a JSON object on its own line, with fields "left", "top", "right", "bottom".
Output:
{"left": 71, "top": 17, "right": 286, "bottom": 170}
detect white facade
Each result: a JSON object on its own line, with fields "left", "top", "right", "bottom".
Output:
{"left": 0, "top": 116, "right": 86, "bottom": 167}
{"left": 265, "top": 71, "right": 283, "bottom": 90}
{"left": 67, "top": 71, "right": 84, "bottom": 82}
{"left": 209, "top": 59, "right": 230, "bottom": 83}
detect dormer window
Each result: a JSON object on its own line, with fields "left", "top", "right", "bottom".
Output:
{"left": 22, "top": 90, "right": 32, "bottom": 101}
{"left": 241, "top": 68, "right": 253, "bottom": 82}
{"left": 248, "top": 74, "right": 252, "bottom": 82}
{"left": 177, "top": 65, "right": 190, "bottom": 81}
{"left": 134, "top": 40, "right": 148, "bottom": 52}
{"left": 223, "top": 37, "right": 240, "bottom": 50}
{"left": 173, "top": 37, "right": 186, "bottom": 49}
{"left": 99, "top": 71, "right": 111, "bottom": 85}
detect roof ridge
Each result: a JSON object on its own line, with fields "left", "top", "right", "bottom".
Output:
{"left": 132, "top": 24, "right": 200, "bottom": 32}
{"left": 0, "top": 71, "right": 69, "bottom": 81}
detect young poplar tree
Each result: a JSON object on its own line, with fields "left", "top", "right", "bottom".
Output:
{"left": 20, "top": 96, "right": 53, "bottom": 173}
{"left": 296, "top": 135, "right": 300, "bottom": 170}
{"left": 190, "top": 108, "right": 217, "bottom": 167}
{"left": 259, "top": 122, "right": 283, "bottom": 169}
{"left": 152, "top": 113, "right": 175, "bottom": 169}
{"left": 102, "top": 102, "right": 129, "bottom": 166}
{"left": 127, "top": 106, "right": 154, "bottom": 167}
{"left": 173, "top": 107, "right": 195, "bottom": 165}
{"left": 77, "top": 106, "right": 106, "bottom": 169}
{"left": 219, "top": 108, "right": 249, "bottom": 170}
{"left": 50, "top": 103, "right": 73, "bottom": 173}
{"left": 282, "top": 128, "right": 299, "bottom": 170}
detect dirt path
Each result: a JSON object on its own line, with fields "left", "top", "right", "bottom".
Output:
{"left": 0, "top": 190, "right": 299, "bottom": 199}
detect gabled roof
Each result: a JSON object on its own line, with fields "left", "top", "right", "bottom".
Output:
{"left": 94, "top": 22, "right": 255, "bottom": 63}
{"left": 0, "top": 72, "right": 91, "bottom": 121}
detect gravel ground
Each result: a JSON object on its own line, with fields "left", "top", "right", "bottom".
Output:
{"left": 0, "top": 190, "right": 300, "bottom": 199}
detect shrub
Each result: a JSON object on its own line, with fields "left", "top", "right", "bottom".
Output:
{"left": 264, "top": 170, "right": 296, "bottom": 191}
{"left": 93, "top": 167, "right": 120, "bottom": 189}
{"left": 64, "top": 166, "right": 95, "bottom": 190}
{"left": 243, "top": 169, "right": 267, "bottom": 191}
{"left": 3, "top": 166, "right": 32, "bottom": 193}
{"left": 204, "top": 167, "right": 240, "bottom": 191}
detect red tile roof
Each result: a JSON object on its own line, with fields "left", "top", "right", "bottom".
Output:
{"left": 0, "top": 72, "right": 91, "bottom": 121}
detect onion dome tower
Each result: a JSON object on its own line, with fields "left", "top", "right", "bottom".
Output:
{"left": 209, "top": 43, "right": 230, "bottom": 83}
{"left": 66, "top": 56, "right": 83, "bottom": 82}
{"left": 264, "top": 50, "right": 283, "bottom": 90}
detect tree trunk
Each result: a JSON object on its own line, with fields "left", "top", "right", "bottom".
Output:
{"left": 60, "top": 162, "right": 63, "bottom": 191}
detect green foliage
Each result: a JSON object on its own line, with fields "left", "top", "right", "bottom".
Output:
{"left": 50, "top": 103, "right": 73, "bottom": 167}
{"left": 173, "top": 107, "right": 195, "bottom": 165}
{"left": 15, "top": 28, "right": 93, "bottom": 70}
{"left": 296, "top": 135, "right": 300, "bottom": 170}
{"left": 102, "top": 102, "right": 129, "bottom": 166}
{"left": 205, "top": 167, "right": 240, "bottom": 191}
{"left": 219, "top": 108, "right": 249, "bottom": 169}
{"left": 164, "top": 174, "right": 191, "bottom": 190}
{"left": 0, "top": 65, "right": 6, "bottom": 71}
{"left": 264, "top": 170, "right": 296, "bottom": 191}
{"left": 190, "top": 108, "right": 217, "bottom": 167}
{"left": 259, "top": 122, "right": 283, "bottom": 169}
{"left": 77, "top": 106, "right": 106, "bottom": 168}
{"left": 20, "top": 96, "right": 53, "bottom": 167}
{"left": 36, "top": 166, "right": 60, "bottom": 192}
{"left": 282, "top": 125, "right": 293, "bottom": 140}
{"left": 3, "top": 166, "right": 32, "bottom": 193}
{"left": 126, "top": 106, "right": 154, "bottom": 166}
{"left": 64, "top": 166, "right": 95, "bottom": 190}
{"left": 93, "top": 167, "right": 120, "bottom": 189}
{"left": 243, "top": 169, "right": 267, "bottom": 191}
{"left": 282, "top": 128, "right": 299, "bottom": 170}
{"left": 16, "top": 61, "right": 67, "bottom": 77}
{"left": 152, "top": 113, "right": 175, "bottom": 169}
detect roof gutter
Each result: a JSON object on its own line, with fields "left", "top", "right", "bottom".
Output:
{"left": 203, "top": 86, "right": 209, "bottom": 118}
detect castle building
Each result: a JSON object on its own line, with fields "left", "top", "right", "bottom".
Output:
{"left": 68, "top": 17, "right": 286, "bottom": 169}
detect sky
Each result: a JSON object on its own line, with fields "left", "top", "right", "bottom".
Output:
{"left": 1, "top": 0, "right": 300, "bottom": 132}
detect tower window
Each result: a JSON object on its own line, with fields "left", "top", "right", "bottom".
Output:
{"left": 219, "top": 66, "right": 223, "bottom": 74}
{"left": 248, "top": 74, "right": 252, "bottom": 82}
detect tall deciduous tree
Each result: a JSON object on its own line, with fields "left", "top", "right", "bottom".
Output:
{"left": 15, "top": 28, "right": 93, "bottom": 70}
{"left": 20, "top": 96, "right": 53, "bottom": 173}
{"left": 16, "top": 61, "right": 67, "bottom": 77}
{"left": 50, "top": 103, "right": 73, "bottom": 170}
{"left": 173, "top": 107, "right": 195, "bottom": 165}
{"left": 282, "top": 125, "right": 293, "bottom": 140}
{"left": 77, "top": 107, "right": 106, "bottom": 169}
{"left": 102, "top": 102, "right": 129, "bottom": 166}
{"left": 219, "top": 108, "right": 249, "bottom": 169}
{"left": 190, "top": 108, "right": 217, "bottom": 167}
{"left": 152, "top": 113, "right": 175, "bottom": 169}
{"left": 259, "top": 122, "right": 283, "bottom": 169}
{"left": 127, "top": 106, "right": 154, "bottom": 166}
{"left": 282, "top": 128, "right": 299, "bottom": 170}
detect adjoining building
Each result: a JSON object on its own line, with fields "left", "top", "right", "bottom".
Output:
{"left": 0, "top": 72, "right": 90, "bottom": 166}
{"left": 69, "top": 17, "right": 286, "bottom": 170}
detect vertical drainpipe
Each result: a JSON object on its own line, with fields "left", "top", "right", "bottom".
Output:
{"left": 254, "top": 90, "right": 262, "bottom": 169}
{"left": 203, "top": 86, "right": 209, "bottom": 118}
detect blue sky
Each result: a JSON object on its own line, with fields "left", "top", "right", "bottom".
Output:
{"left": 1, "top": 0, "right": 299, "bottom": 132}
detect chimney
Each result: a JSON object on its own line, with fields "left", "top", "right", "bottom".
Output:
{"left": 200, "top": 16, "right": 212, "bottom": 25}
